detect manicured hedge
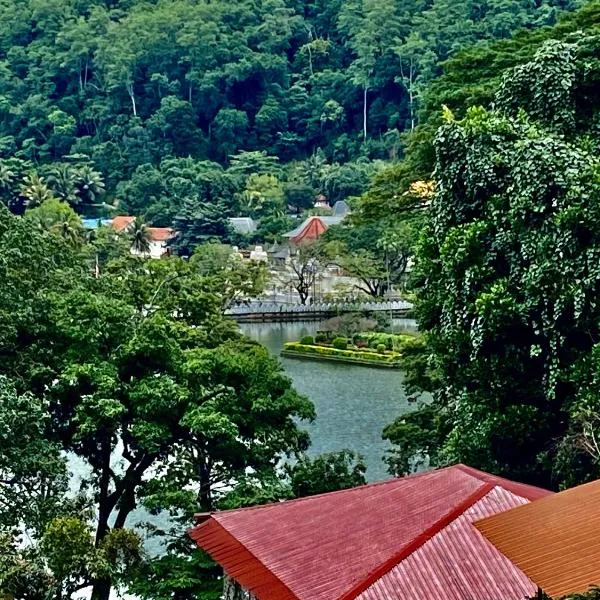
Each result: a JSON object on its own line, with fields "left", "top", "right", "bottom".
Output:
{"left": 354, "top": 332, "right": 416, "bottom": 351}
{"left": 332, "top": 337, "right": 348, "bottom": 350}
{"left": 300, "top": 335, "right": 314, "bottom": 345}
{"left": 283, "top": 342, "right": 401, "bottom": 366}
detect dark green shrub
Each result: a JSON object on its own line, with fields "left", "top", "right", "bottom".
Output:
{"left": 377, "top": 344, "right": 387, "bottom": 353}
{"left": 300, "top": 335, "right": 314, "bottom": 345}
{"left": 315, "top": 333, "right": 327, "bottom": 344}
{"left": 332, "top": 337, "right": 348, "bottom": 350}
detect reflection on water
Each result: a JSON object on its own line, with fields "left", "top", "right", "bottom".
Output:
{"left": 240, "top": 319, "right": 416, "bottom": 482}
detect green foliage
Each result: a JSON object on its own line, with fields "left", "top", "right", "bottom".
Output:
{"left": 286, "top": 450, "right": 366, "bottom": 497}
{"left": 0, "top": 0, "right": 582, "bottom": 225}
{"left": 377, "top": 344, "right": 387, "bottom": 353}
{"left": 320, "top": 313, "right": 377, "bottom": 337}
{"left": 332, "top": 336, "right": 348, "bottom": 350}
{"left": 0, "top": 209, "right": 316, "bottom": 598}
{"left": 300, "top": 335, "right": 315, "bottom": 345}
{"left": 391, "top": 31, "right": 600, "bottom": 488}
{"left": 0, "top": 376, "right": 68, "bottom": 534}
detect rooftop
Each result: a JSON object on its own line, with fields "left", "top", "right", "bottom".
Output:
{"left": 476, "top": 476, "right": 600, "bottom": 598}
{"left": 190, "top": 464, "right": 550, "bottom": 600}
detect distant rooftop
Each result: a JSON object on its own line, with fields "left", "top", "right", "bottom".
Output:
{"left": 229, "top": 217, "right": 257, "bottom": 234}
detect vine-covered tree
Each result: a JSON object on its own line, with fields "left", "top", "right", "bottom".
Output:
{"left": 385, "top": 36, "right": 600, "bottom": 489}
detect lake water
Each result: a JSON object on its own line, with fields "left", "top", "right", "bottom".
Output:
{"left": 240, "top": 319, "right": 416, "bottom": 481}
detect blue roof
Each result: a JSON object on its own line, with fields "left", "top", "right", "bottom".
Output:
{"left": 82, "top": 218, "right": 113, "bottom": 229}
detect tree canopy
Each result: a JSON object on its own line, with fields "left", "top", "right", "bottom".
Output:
{"left": 385, "top": 19, "right": 600, "bottom": 490}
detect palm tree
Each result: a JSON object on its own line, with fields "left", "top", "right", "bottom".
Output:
{"left": 47, "top": 164, "right": 78, "bottom": 206}
{"left": 74, "top": 165, "right": 105, "bottom": 205}
{"left": 20, "top": 174, "right": 54, "bottom": 208}
{"left": 130, "top": 218, "right": 151, "bottom": 255}
{"left": 0, "top": 162, "right": 15, "bottom": 192}
{"left": 53, "top": 214, "right": 83, "bottom": 248}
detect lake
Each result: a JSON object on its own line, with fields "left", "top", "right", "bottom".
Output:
{"left": 240, "top": 319, "right": 416, "bottom": 481}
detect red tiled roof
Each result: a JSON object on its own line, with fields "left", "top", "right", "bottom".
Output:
{"left": 287, "top": 216, "right": 329, "bottom": 244}
{"left": 475, "top": 477, "right": 600, "bottom": 598}
{"left": 147, "top": 227, "right": 174, "bottom": 242}
{"left": 190, "top": 464, "right": 551, "bottom": 600}
{"left": 111, "top": 215, "right": 135, "bottom": 232}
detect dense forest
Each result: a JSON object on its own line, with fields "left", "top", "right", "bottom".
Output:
{"left": 0, "top": 0, "right": 585, "bottom": 230}
{"left": 385, "top": 0, "right": 600, "bottom": 491}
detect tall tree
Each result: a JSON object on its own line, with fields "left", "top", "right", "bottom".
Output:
{"left": 386, "top": 38, "right": 600, "bottom": 488}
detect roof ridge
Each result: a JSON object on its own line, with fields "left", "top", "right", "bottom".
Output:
{"left": 453, "top": 464, "right": 550, "bottom": 500}
{"left": 201, "top": 466, "right": 461, "bottom": 521}
{"left": 338, "top": 480, "right": 496, "bottom": 600}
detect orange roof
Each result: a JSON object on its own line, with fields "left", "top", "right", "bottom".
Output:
{"left": 190, "top": 465, "right": 550, "bottom": 600}
{"left": 475, "top": 477, "right": 600, "bottom": 598}
{"left": 111, "top": 215, "right": 135, "bottom": 232}
{"left": 147, "top": 227, "right": 174, "bottom": 242}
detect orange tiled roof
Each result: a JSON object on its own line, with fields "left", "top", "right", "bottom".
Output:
{"left": 111, "top": 215, "right": 135, "bottom": 232}
{"left": 475, "top": 477, "right": 600, "bottom": 598}
{"left": 147, "top": 227, "right": 174, "bottom": 242}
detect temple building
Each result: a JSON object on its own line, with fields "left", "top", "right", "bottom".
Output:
{"left": 282, "top": 200, "right": 351, "bottom": 245}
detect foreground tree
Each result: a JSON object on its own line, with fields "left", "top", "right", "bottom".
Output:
{"left": 0, "top": 210, "right": 315, "bottom": 599}
{"left": 386, "top": 39, "right": 600, "bottom": 488}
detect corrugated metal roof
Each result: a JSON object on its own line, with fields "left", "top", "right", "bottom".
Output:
{"left": 358, "top": 486, "right": 537, "bottom": 600}
{"left": 190, "top": 465, "right": 550, "bottom": 600}
{"left": 475, "top": 477, "right": 600, "bottom": 598}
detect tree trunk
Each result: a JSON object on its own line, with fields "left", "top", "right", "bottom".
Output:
{"left": 127, "top": 83, "right": 137, "bottom": 116}
{"left": 95, "top": 441, "right": 112, "bottom": 545}
{"left": 223, "top": 575, "right": 254, "bottom": 600}
{"left": 363, "top": 84, "right": 368, "bottom": 141}
{"left": 91, "top": 579, "right": 111, "bottom": 600}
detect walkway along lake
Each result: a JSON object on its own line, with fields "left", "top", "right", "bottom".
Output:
{"left": 240, "top": 319, "right": 417, "bottom": 482}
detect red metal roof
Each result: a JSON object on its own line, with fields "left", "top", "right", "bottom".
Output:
{"left": 358, "top": 486, "right": 537, "bottom": 600}
{"left": 288, "top": 216, "right": 329, "bottom": 244}
{"left": 475, "top": 477, "right": 600, "bottom": 598}
{"left": 190, "top": 464, "right": 550, "bottom": 600}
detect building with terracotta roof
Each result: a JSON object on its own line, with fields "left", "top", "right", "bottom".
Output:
{"left": 475, "top": 477, "right": 600, "bottom": 598}
{"left": 110, "top": 215, "right": 136, "bottom": 232}
{"left": 109, "top": 216, "right": 174, "bottom": 258}
{"left": 190, "top": 464, "right": 551, "bottom": 600}
{"left": 282, "top": 201, "right": 351, "bottom": 245}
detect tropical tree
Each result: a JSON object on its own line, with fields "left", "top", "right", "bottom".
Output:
{"left": 20, "top": 174, "right": 54, "bottom": 208}
{"left": 386, "top": 38, "right": 600, "bottom": 489}
{"left": 74, "top": 165, "right": 106, "bottom": 207}
{"left": 25, "top": 198, "right": 85, "bottom": 247}
{"left": 46, "top": 163, "right": 79, "bottom": 205}
{"left": 129, "top": 217, "right": 151, "bottom": 254}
